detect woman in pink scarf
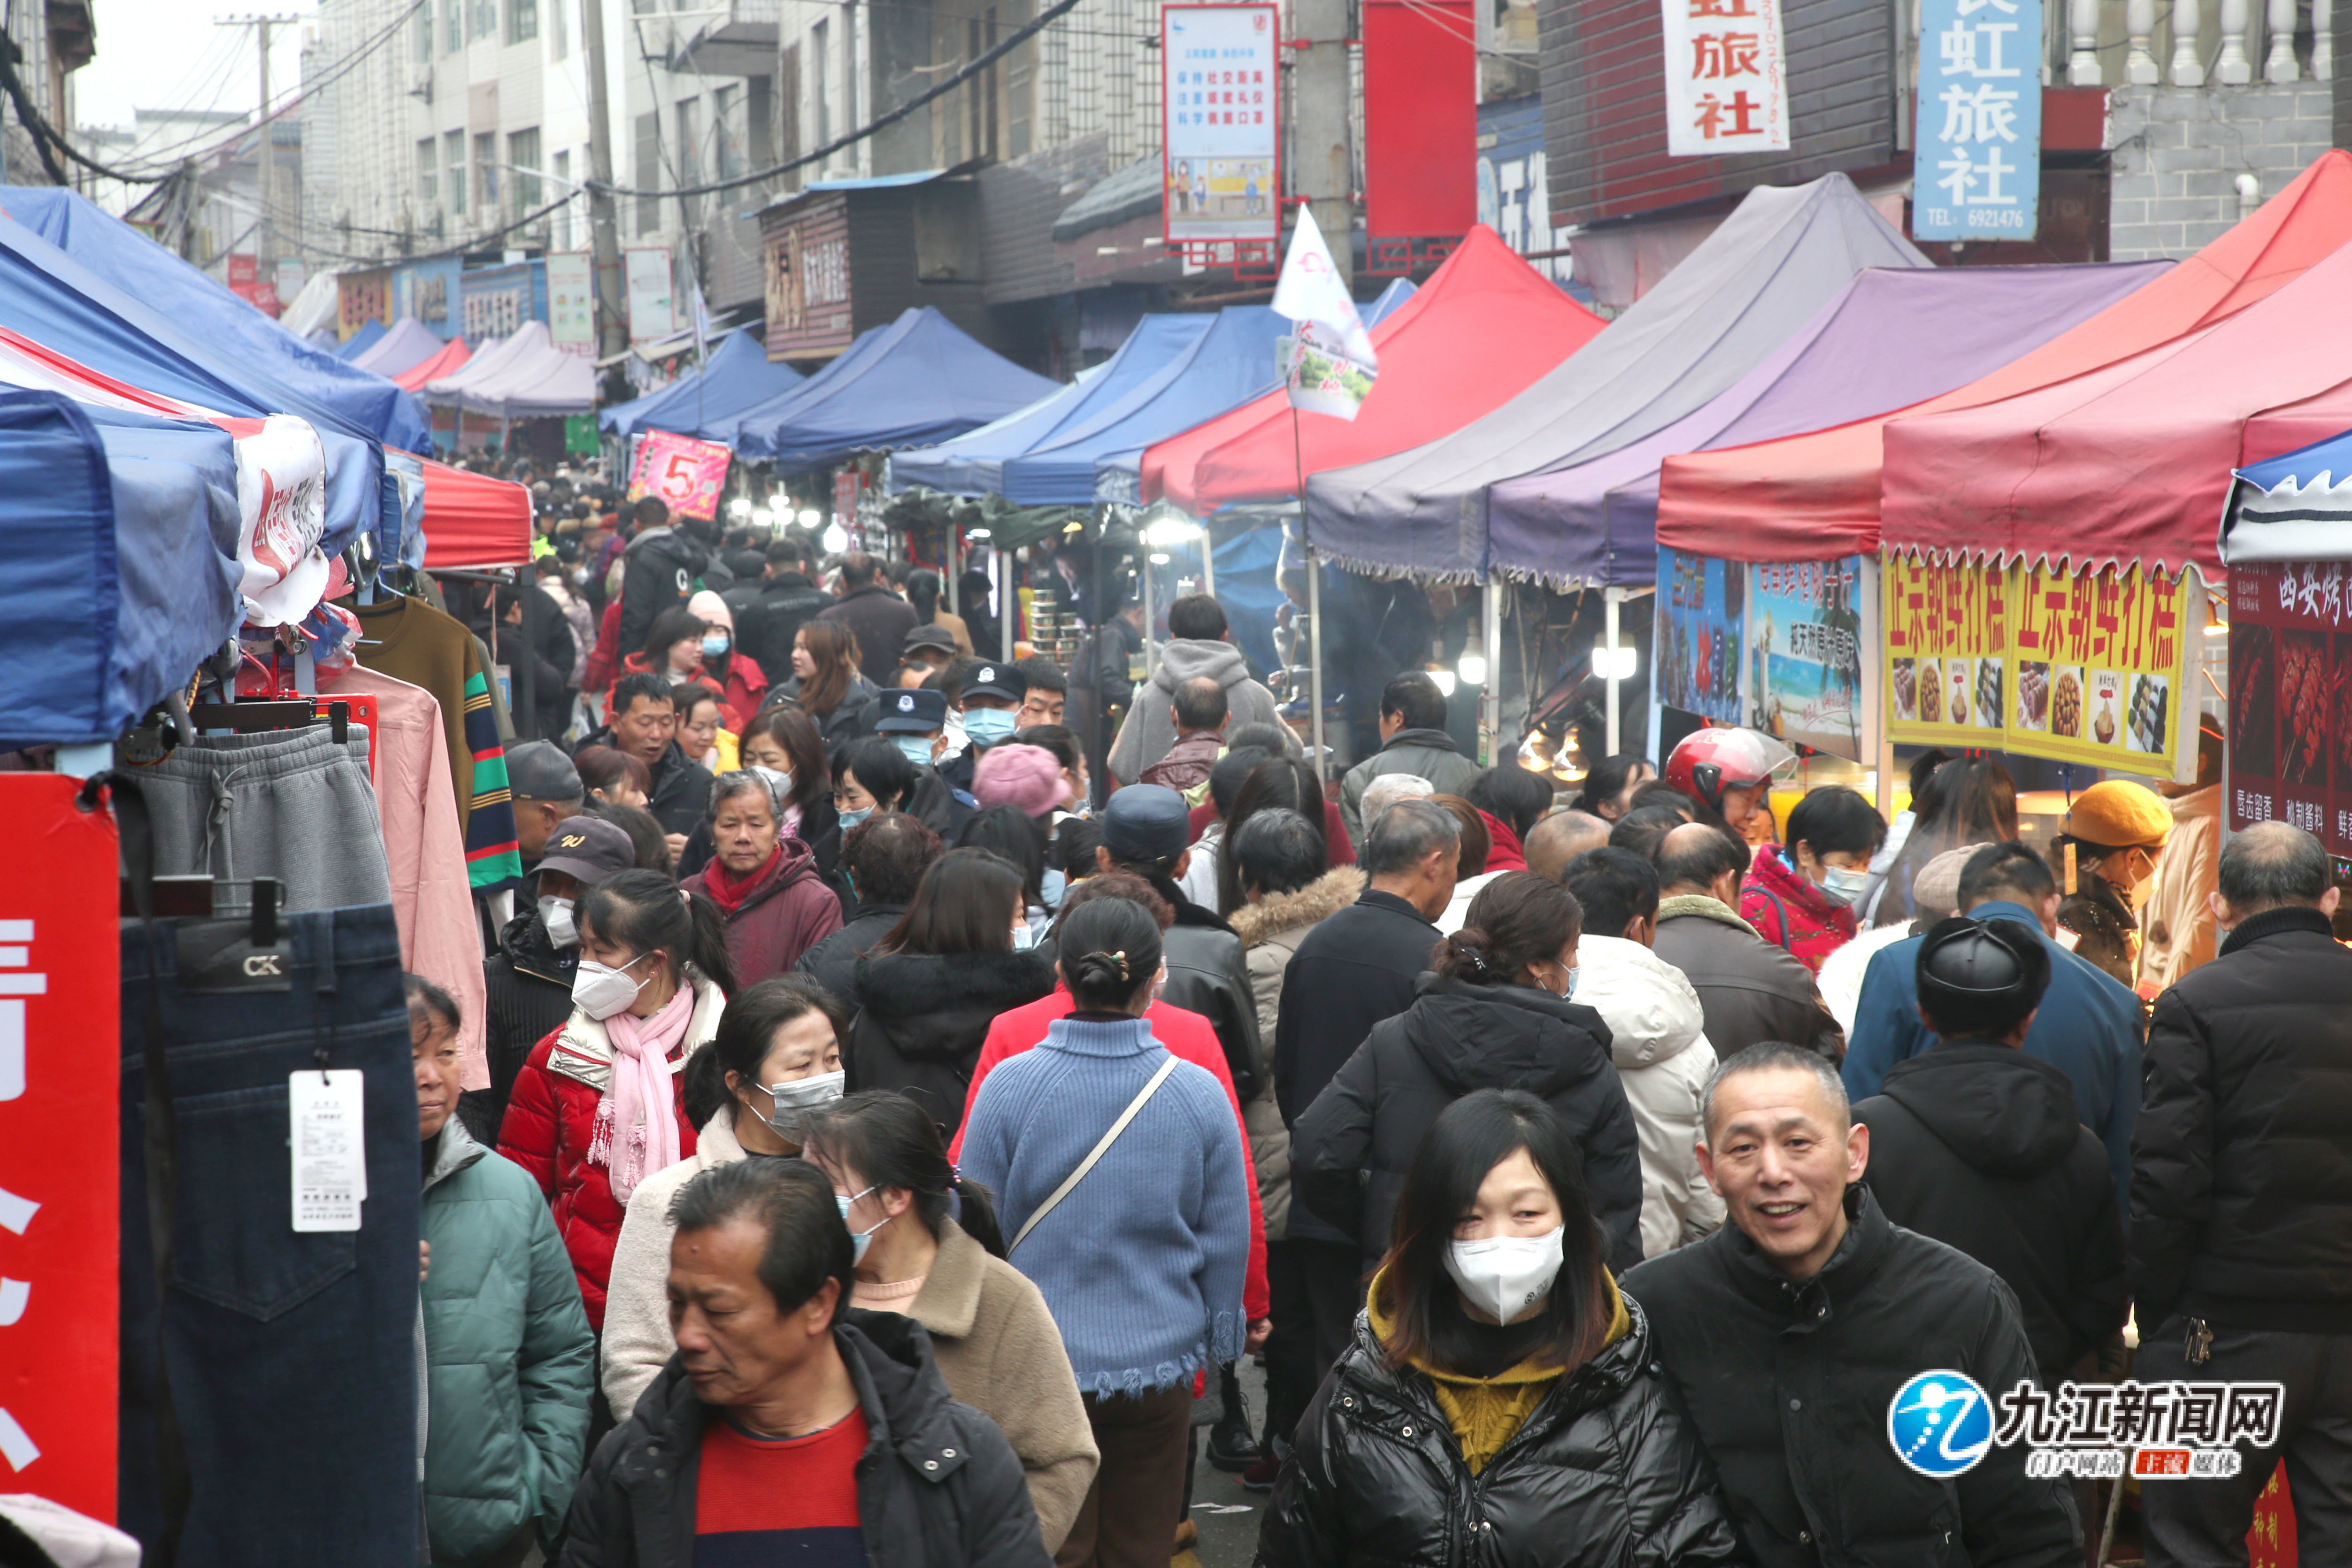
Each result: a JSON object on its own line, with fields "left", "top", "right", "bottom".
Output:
{"left": 498, "top": 869, "right": 738, "bottom": 1329}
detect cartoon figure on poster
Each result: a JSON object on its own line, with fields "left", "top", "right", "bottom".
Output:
{"left": 628, "top": 430, "right": 732, "bottom": 522}
{"left": 1656, "top": 548, "right": 1744, "bottom": 723}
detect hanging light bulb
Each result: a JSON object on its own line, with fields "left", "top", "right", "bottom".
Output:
{"left": 822, "top": 523, "right": 850, "bottom": 553}
{"left": 1457, "top": 638, "right": 1488, "bottom": 689}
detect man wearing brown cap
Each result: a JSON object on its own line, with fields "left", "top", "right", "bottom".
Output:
{"left": 1843, "top": 841, "right": 2144, "bottom": 1209}
{"left": 463, "top": 816, "right": 639, "bottom": 1144}
{"left": 2048, "top": 778, "right": 2173, "bottom": 989}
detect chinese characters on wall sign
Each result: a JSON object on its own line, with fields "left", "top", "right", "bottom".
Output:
{"left": 1162, "top": 5, "right": 1280, "bottom": 244}
{"left": 1661, "top": 0, "right": 1790, "bottom": 154}
{"left": 1914, "top": 0, "right": 2042, "bottom": 238}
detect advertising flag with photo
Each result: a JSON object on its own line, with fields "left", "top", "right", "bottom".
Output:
{"left": 1272, "top": 207, "right": 1379, "bottom": 419}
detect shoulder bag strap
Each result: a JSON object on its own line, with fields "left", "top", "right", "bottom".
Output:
{"left": 1009, "top": 1053, "right": 1183, "bottom": 1253}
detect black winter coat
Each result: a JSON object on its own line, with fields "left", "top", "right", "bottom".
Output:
{"left": 740, "top": 571, "right": 832, "bottom": 680}
{"left": 579, "top": 728, "right": 714, "bottom": 839}
{"left": 558, "top": 1312, "right": 1050, "bottom": 1568}
{"left": 1257, "top": 1294, "right": 1744, "bottom": 1568}
{"left": 460, "top": 907, "right": 577, "bottom": 1145}
{"left": 1856, "top": 1041, "right": 2125, "bottom": 1377}
{"left": 2132, "top": 904, "right": 2352, "bottom": 1334}
{"left": 1622, "top": 1188, "right": 2075, "bottom": 1568}
{"left": 847, "top": 949, "right": 1056, "bottom": 1138}
{"left": 1160, "top": 888, "right": 1267, "bottom": 1103}
{"left": 795, "top": 902, "right": 907, "bottom": 1006}
{"left": 1293, "top": 974, "right": 1643, "bottom": 1276}
{"left": 1275, "top": 890, "right": 1443, "bottom": 1245}
{"left": 616, "top": 526, "right": 713, "bottom": 655}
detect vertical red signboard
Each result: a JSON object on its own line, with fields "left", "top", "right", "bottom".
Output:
{"left": 0, "top": 774, "right": 121, "bottom": 1519}
{"left": 1362, "top": 0, "right": 1476, "bottom": 238}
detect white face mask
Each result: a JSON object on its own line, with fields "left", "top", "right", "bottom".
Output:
{"left": 749, "top": 764, "right": 794, "bottom": 804}
{"left": 538, "top": 895, "right": 579, "bottom": 949}
{"left": 837, "top": 1184, "right": 886, "bottom": 1265}
{"left": 1819, "top": 866, "right": 1871, "bottom": 908}
{"left": 571, "top": 952, "right": 652, "bottom": 1021}
{"left": 1010, "top": 922, "right": 1038, "bottom": 952}
{"left": 762, "top": 1068, "right": 844, "bottom": 1139}
{"left": 1445, "top": 1225, "right": 1565, "bottom": 1325}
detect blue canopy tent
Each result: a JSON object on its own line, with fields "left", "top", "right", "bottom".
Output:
{"left": 0, "top": 203, "right": 390, "bottom": 558}
{"left": 990, "top": 307, "right": 1287, "bottom": 506}
{"left": 1, "top": 187, "right": 430, "bottom": 453}
{"left": 600, "top": 325, "right": 806, "bottom": 441}
{"left": 888, "top": 315, "right": 1213, "bottom": 496}
{"left": 0, "top": 390, "right": 243, "bottom": 748}
{"left": 735, "top": 307, "right": 1059, "bottom": 469}
{"left": 702, "top": 314, "right": 912, "bottom": 447}
{"left": 2224, "top": 423, "right": 2352, "bottom": 563}
{"left": 335, "top": 318, "right": 388, "bottom": 361}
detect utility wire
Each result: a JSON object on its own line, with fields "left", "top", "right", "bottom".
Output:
{"left": 0, "top": 47, "right": 171, "bottom": 182}
{"left": 598, "top": 0, "right": 1091, "bottom": 200}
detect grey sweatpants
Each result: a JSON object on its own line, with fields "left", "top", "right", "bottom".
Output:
{"left": 138, "top": 725, "right": 394, "bottom": 912}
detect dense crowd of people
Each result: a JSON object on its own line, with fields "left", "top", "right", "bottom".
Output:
{"left": 398, "top": 514, "right": 2350, "bottom": 1568}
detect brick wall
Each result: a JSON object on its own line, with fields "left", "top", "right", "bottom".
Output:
{"left": 2105, "top": 83, "right": 2335, "bottom": 261}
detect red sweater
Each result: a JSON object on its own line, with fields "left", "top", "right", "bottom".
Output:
{"left": 1738, "top": 843, "right": 1858, "bottom": 974}
{"left": 952, "top": 987, "right": 1269, "bottom": 1322}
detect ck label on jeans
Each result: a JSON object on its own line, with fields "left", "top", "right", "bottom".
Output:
{"left": 291, "top": 1070, "right": 366, "bottom": 1231}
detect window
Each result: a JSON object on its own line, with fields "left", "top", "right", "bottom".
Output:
{"left": 713, "top": 84, "right": 742, "bottom": 183}
{"left": 443, "top": 0, "right": 461, "bottom": 54}
{"left": 635, "top": 112, "right": 661, "bottom": 234}
{"left": 417, "top": 138, "right": 438, "bottom": 207}
{"left": 812, "top": 20, "right": 830, "bottom": 147}
{"left": 476, "top": 131, "right": 499, "bottom": 213}
{"left": 444, "top": 130, "right": 468, "bottom": 213}
{"left": 675, "top": 97, "right": 701, "bottom": 225}
{"left": 471, "top": 0, "right": 497, "bottom": 41}
{"left": 553, "top": 149, "right": 573, "bottom": 246}
{"left": 549, "top": 0, "right": 569, "bottom": 58}
{"left": 415, "top": 5, "right": 433, "bottom": 62}
{"left": 508, "top": 0, "right": 537, "bottom": 43}
{"left": 508, "top": 127, "right": 541, "bottom": 217}
{"left": 747, "top": 75, "right": 774, "bottom": 169}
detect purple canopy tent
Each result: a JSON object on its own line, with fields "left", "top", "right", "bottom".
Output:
{"left": 1484, "top": 261, "right": 2174, "bottom": 586}
{"left": 349, "top": 318, "right": 445, "bottom": 380}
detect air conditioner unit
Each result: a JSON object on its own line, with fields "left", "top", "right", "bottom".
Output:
{"left": 409, "top": 71, "right": 434, "bottom": 104}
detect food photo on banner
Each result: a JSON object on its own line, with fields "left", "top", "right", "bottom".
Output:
{"left": 1657, "top": 546, "right": 1745, "bottom": 723}
{"left": 2007, "top": 561, "right": 2190, "bottom": 772}
{"left": 2227, "top": 560, "right": 2349, "bottom": 849}
{"left": 1746, "top": 556, "right": 1878, "bottom": 761}
{"left": 626, "top": 430, "right": 732, "bottom": 522}
{"left": 1885, "top": 557, "right": 2010, "bottom": 745}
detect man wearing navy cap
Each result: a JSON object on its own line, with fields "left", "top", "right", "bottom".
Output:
{"left": 939, "top": 660, "right": 1029, "bottom": 797}
{"left": 507, "top": 740, "right": 585, "bottom": 876}
{"left": 876, "top": 687, "right": 977, "bottom": 840}
{"left": 467, "top": 815, "right": 639, "bottom": 1144}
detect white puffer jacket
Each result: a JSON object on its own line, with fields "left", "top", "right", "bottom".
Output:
{"left": 1575, "top": 935, "right": 1723, "bottom": 1257}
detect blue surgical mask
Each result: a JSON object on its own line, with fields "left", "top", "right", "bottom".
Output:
{"left": 838, "top": 804, "right": 875, "bottom": 832}
{"left": 701, "top": 632, "right": 730, "bottom": 658}
{"left": 892, "top": 734, "right": 938, "bottom": 769}
{"left": 1561, "top": 965, "right": 1580, "bottom": 1000}
{"left": 962, "top": 707, "right": 1017, "bottom": 748}
{"left": 1819, "top": 866, "right": 1870, "bottom": 908}
{"left": 837, "top": 1184, "right": 885, "bottom": 1265}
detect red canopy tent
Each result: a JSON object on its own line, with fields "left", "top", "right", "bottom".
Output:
{"left": 419, "top": 457, "right": 531, "bottom": 569}
{"left": 1654, "top": 150, "right": 2352, "bottom": 563}
{"left": 393, "top": 336, "right": 471, "bottom": 392}
{"left": 2236, "top": 377, "right": 2352, "bottom": 469}
{"left": 1138, "top": 226, "right": 1605, "bottom": 511}
{"left": 1880, "top": 218, "right": 2352, "bottom": 579}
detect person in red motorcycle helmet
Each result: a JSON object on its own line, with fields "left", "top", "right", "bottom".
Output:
{"left": 1663, "top": 727, "right": 1795, "bottom": 835}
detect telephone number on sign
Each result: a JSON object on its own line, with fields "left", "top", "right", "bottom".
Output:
{"left": 1919, "top": 207, "right": 2033, "bottom": 230}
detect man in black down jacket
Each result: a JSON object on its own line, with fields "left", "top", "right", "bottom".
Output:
{"left": 616, "top": 498, "right": 718, "bottom": 656}
{"left": 740, "top": 535, "right": 833, "bottom": 682}
{"left": 2131, "top": 821, "right": 2352, "bottom": 1567}
{"left": 1853, "top": 915, "right": 2126, "bottom": 1382}
{"left": 560, "top": 1160, "right": 1046, "bottom": 1568}
{"left": 1623, "top": 1042, "right": 2076, "bottom": 1568}
{"left": 794, "top": 812, "right": 940, "bottom": 1003}
{"left": 817, "top": 553, "right": 921, "bottom": 687}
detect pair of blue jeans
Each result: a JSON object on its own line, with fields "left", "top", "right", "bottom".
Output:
{"left": 118, "top": 903, "right": 420, "bottom": 1568}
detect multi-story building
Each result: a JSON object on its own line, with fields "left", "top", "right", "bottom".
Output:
{"left": 3, "top": 0, "right": 97, "bottom": 185}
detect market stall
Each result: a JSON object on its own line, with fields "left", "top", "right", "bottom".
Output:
{"left": 600, "top": 324, "right": 806, "bottom": 442}
{"left": 1301, "top": 172, "right": 1925, "bottom": 580}
{"left": 733, "top": 306, "right": 1058, "bottom": 469}
{"left": 348, "top": 317, "right": 445, "bottom": 379}
{"left": 393, "top": 334, "right": 472, "bottom": 392}
{"left": 423, "top": 320, "right": 593, "bottom": 420}
{"left": 336, "top": 316, "right": 388, "bottom": 361}
{"left": 1139, "top": 226, "right": 1602, "bottom": 515}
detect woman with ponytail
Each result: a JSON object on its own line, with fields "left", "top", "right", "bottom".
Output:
{"left": 497, "top": 869, "right": 737, "bottom": 1329}
{"left": 801, "top": 1091, "right": 1099, "bottom": 1553}
{"left": 1290, "top": 871, "right": 1645, "bottom": 1279}
{"left": 959, "top": 895, "right": 1255, "bottom": 1568}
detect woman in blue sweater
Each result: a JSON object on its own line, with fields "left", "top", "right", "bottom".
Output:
{"left": 960, "top": 894, "right": 1254, "bottom": 1568}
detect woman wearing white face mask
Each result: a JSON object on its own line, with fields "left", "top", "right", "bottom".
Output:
{"left": 1737, "top": 784, "right": 1889, "bottom": 974}
{"left": 1291, "top": 872, "right": 1645, "bottom": 1279}
{"left": 497, "top": 870, "right": 738, "bottom": 1337}
{"left": 598, "top": 975, "right": 847, "bottom": 1418}
{"left": 1259, "top": 1090, "right": 1743, "bottom": 1568}
{"left": 802, "top": 1091, "right": 1099, "bottom": 1553}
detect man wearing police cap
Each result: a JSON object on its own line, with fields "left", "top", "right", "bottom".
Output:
{"left": 1853, "top": 917, "right": 2126, "bottom": 1383}
{"left": 938, "top": 659, "right": 1027, "bottom": 798}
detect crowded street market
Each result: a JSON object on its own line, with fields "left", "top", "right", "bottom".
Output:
{"left": 6, "top": 69, "right": 2352, "bottom": 1568}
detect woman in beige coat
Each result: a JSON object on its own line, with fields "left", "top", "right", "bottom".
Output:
{"left": 599, "top": 974, "right": 848, "bottom": 1418}
{"left": 805, "top": 1089, "right": 1098, "bottom": 1553}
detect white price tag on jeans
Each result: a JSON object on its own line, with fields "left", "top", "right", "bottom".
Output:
{"left": 290, "top": 1070, "right": 366, "bottom": 1232}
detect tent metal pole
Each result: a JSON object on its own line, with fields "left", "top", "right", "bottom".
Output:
{"left": 1481, "top": 577, "right": 1502, "bottom": 767}
{"left": 1000, "top": 547, "right": 1015, "bottom": 661}
{"left": 948, "top": 528, "right": 961, "bottom": 620}
{"left": 1306, "top": 541, "right": 1326, "bottom": 782}
{"left": 1605, "top": 587, "right": 1623, "bottom": 757}
{"left": 1199, "top": 525, "right": 1215, "bottom": 599}
{"left": 1139, "top": 538, "right": 1157, "bottom": 677}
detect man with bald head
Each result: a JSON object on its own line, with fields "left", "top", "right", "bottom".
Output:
{"left": 1623, "top": 1042, "right": 2073, "bottom": 1568}
{"left": 1524, "top": 808, "right": 1610, "bottom": 883}
{"left": 1649, "top": 821, "right": 1844, "bottom": 1061}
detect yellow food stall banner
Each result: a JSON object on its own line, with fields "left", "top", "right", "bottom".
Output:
{"left": 1885, "top": 557, "right": 2009, "bottom": 746}
{"left": 1883, "top": 559, "right": 2192, "bottom": 774}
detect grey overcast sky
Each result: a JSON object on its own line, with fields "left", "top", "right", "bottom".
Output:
{"left": 75, "top": 0, "right": 317, "bottom": 133}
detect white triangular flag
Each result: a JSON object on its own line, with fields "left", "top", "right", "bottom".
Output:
{"left": 1271, "top": 207, "right": 1376, "bottom": 367}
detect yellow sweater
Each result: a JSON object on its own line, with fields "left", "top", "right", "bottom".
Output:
{"left": 1365, "top": 1266, "right": 1632, "bottom": 1476}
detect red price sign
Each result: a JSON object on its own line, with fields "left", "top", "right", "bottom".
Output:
{"left": 626, "top": 430, "right": 732, "bottom": 522}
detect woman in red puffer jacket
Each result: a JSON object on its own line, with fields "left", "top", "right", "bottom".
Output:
{"left": 498, "top": 869, "right": 737, "bottom": 1329}
{"left": 1737, "top": 784, "right": 1887, "bottom": 974}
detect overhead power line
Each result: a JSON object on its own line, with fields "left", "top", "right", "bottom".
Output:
{"left": 599, "top": 0, "right": 1091, "bottom": 200}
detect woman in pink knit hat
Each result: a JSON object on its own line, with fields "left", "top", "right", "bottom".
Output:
{"left": 686, "top": 589, "right": 769, "bottom": 726}
{"left": 974, "top": 743, "right": 1067, "bottom": 822}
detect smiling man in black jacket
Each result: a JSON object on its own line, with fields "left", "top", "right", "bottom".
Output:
{"left": 2131, "top": 820, "right": 2352, "bottom": 1568}
{"left": 1623, "top": 1042, "right": 2076, "bottom": 1568}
